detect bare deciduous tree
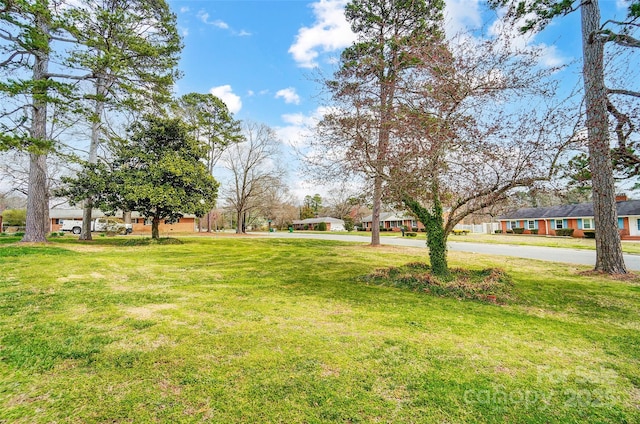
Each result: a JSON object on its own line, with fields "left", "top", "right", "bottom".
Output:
{"left": 314, "top": 0, "right": 444, "bottom": 247}
{"left": 385, "top": 35, "right": 574, "bottom": 275}
{"left": 222, "top": 122, "right": 285, "bottom": 234}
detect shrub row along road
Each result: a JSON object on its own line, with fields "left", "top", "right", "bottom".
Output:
{"left": 260, "top": 232, "right": 640, "bottom": 271}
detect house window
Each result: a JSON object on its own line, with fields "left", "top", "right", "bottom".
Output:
{"left": 583, "top": 218, "right": 594, "bottom": 230}
{"left": 53, "top": 219, "right": 60, "bottom": 225}
{"left": 527, "top": 220, "right": 536, "bottom": 230}
{"left": 555, "top": 220, "right": 564, "bottom": 229}
{"left": 390, "top": 221, "right": 397, "bottom": 228}
{"left": 509, "top": 221, "right": 518, "bottom": 229}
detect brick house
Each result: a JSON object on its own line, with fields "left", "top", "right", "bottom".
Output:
{"left": 361, "top": 212, "right": 425, "bottom": 232}
{"left": 49, "top": 209, "right": 198, "bottom": 234}
{"left": 497, "top": 196, "right": 640, "bottom": 240}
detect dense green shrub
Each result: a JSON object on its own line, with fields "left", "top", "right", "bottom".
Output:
{"left": 494, "top": 229, "right": 503, "bottom": 234}
{"left": 1, "top": 209, "right": 26, "bottom": 226}
{"left": 405, "top": 232, "right": 417, "bottom": 237}
{"left": 530, "top": 229, "right": 539, "bottom": 235}
{"left": 555, "top": 228, "right": 574, "bottom": 237}
{"left": 583, "top": 230, "right": 595, "bottom": 239}
{"left": 317, "top": 222, "right": 327, "bottom": 231}
{"left": 512, "top": 227, "right": 525, "bottom": 234}
{"left": 506, "top": 229, "right": 513, "bottom": 234}
{"left": 343, "top": 217, "right": 354, "bottom": 232}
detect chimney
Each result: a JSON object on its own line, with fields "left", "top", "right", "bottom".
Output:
{"left": 616, "top": 193, "right": 628, "bottom": 202}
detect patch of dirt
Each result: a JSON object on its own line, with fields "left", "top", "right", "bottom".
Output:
{"left": 125, "top": 303, "right": 177, "bottom": 319}
{"left": 56, "top": 244, "right": 108, "bottom": 253}
{"left": 57, "top": 272, "right": 107, "bottom": 283}
{"left": 578, "top": 269, "right": 639, "bottom": 283}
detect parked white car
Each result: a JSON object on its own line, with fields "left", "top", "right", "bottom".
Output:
{"left": 60, "top": 217, "right": 132, "bottom": 235}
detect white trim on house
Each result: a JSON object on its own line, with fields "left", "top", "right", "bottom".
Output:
{"left": 630, "top": 216, "right": 640, "bottom": 237}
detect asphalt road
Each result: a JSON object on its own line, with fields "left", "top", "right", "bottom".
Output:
{"left": 258, "top": 231, "right": 640, "bottom": 271}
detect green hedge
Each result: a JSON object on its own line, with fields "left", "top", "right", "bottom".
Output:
{"left": 512, "top": 227, "right": 525, "bottom": 234}
{"left": 317, "top": 222, "right": 327, "bottom": 231}
{"left": 583, "top": 230, "right": 595, "bottom": 239}
{"left": 405, "top": 232, "right": 417, "bottom": 237}
{"left": 494, "top": 229, "right": 503, "bottom": 234}
{"left": 530, "top": 229, "right": 539, "bottom": 235}
{"left": 555, "top": 228, "right": 574, "bottom": 237}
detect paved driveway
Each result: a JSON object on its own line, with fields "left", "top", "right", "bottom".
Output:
{"left": 259, "top": 232, "right": 640, "bottom": 271}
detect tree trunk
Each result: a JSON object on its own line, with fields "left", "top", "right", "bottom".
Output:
{"left": 151, "top": 217, "right": 160, "bottom": 239}
{"left": 370, "top": 175, "right": 383, "bottom": 246}
{"left": 21, "top": 10, "right": 50, "bottom": 244}
{"left": 22, "top": 153, "right": 48, "bottom": 242}
{"left": 80, "top": 79, "right": 107, "bottom": 241}
{"left": 79, "top": 200, "right": 93, "bottom": 240}
{"left": 403, "top": 191, "right": 449, "bottom": 278}
{"left": 581, "top": 0, "right": 627, "bottom": 274}
{"left": 425, "top": 195, "right": 449, "bottom": 277}
{"left": 236, "top": 210, "right": 242, "bottom": 234}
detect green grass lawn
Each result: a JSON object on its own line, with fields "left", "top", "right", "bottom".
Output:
{"left": 1, "top": 236, "right": 639, "bottom": 423}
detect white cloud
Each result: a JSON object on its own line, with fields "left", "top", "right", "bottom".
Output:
{"left": 488, "top": 14, "right": 567, "bottom": 67}
{"left": 288, "top": 0, "right": 356, "bottom": 68}
{"left": 195, "top": 9, "right": 250, "bottom": 37}
{"left": 180, "top": 7, "right": 190, "bottom": 13}
{"left": 210, "top": 85, "right": 242, "bottom": 114}
{"left": 275, "top": 107, "right": 333, "bottom": 148}
{"left": 180, "top": 27, "right": 189, "bottom": 37}
{"left": 444, "top": 0, "right": 482, "bottom": 38}
{"left": 275, "top": 87, "right": 301, "bottom": 105}
{"left": 197, "top": 10, "right": 229, "bottom": 29}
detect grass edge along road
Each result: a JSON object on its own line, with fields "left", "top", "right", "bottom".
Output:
{"left": 0, "top": 236, "right": 638, "bottom": 423}
{"left": 293, "top": 230, "right": 640, "bottom": 254}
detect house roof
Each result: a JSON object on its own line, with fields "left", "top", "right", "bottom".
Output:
{"left": 293, "top": 217, "right": 344, "bottom": 225}
{"left": 498, "top": 199, "right": 640, "bottom": 220}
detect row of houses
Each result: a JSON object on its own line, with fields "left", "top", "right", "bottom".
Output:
{"left": 497, "top": 197, "right": 640, "bottom": 240}
{"left": 354, "top": 196, "right": 640, "bottom": 240}
{"left": 294, "top": 212, "right": 425, "bottom": 233}
{"left": 48, "top": 210, "right": 352, "bottom": 234}
{"left": 39, "top": 196, "right": 640, "bottom": 239}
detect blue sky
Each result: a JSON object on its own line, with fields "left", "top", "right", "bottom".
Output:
{"left": 166, "top": 0, "right": 635, "bottom": 200}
